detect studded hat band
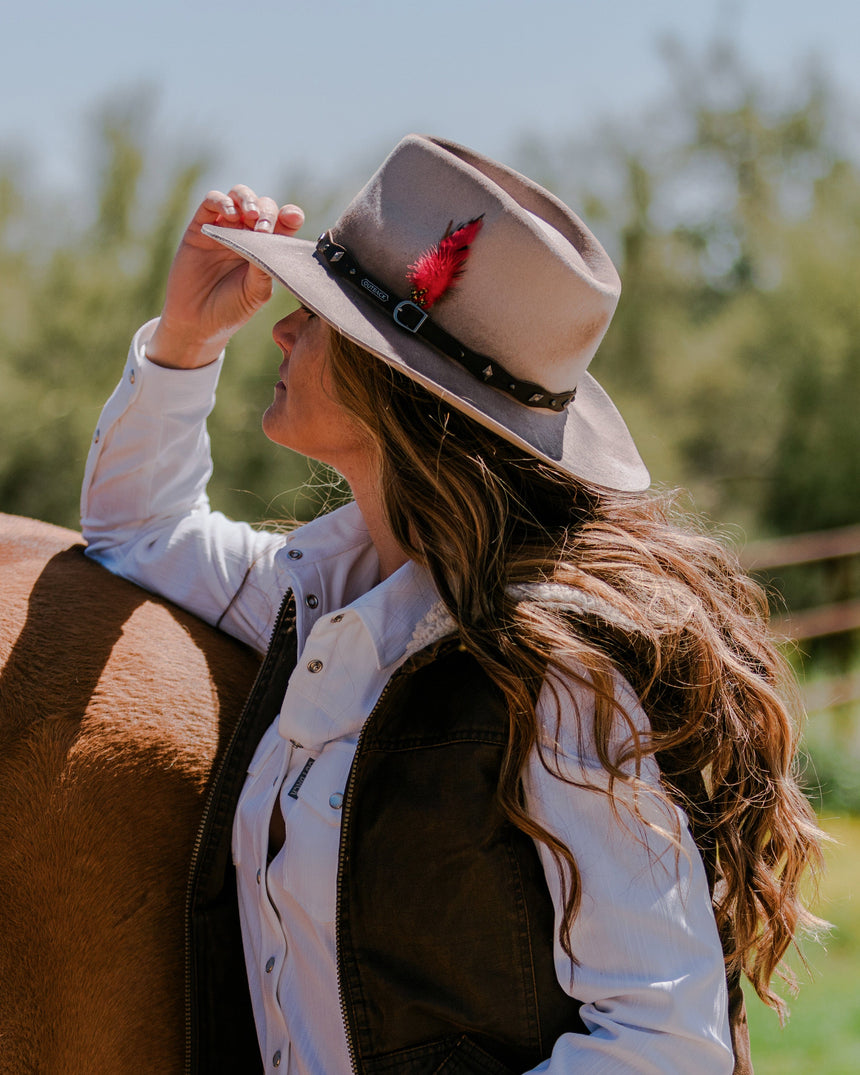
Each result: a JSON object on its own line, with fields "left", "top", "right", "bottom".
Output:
{"left": 314, "top": 232, "right": 577, "bottom": 412}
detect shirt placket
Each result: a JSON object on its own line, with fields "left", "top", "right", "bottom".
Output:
{"left": 255, "top": 737, "right": 302, "bottom": 1073}
{"left": 249, "top": 557, "right": 334, "bottom": 1075}
{"left": 282, "top": 550, "right": 324, "bottom": 655}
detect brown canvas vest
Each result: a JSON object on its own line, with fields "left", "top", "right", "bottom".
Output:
{"left": 186, "top": 592, "right": 751, "bottom": 1074}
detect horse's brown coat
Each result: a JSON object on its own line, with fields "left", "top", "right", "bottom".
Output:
{"left": 0, "top": 514, "right": 260, "bottom": 1073}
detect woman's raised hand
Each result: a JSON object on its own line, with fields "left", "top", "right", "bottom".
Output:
{"left": 146, "top": 186, "right": 305, "bottom": 369}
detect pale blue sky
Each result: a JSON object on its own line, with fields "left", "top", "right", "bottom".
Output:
{"left": 3, "top": 0, "right": 858, "bottom": 199}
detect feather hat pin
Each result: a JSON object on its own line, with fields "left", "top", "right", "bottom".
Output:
{"left": 407, "top": 215, "right": 484, "bottom": 309}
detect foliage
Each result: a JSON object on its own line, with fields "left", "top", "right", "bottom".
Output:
{"left": 0, "top": 102, "right": 319, "bottom": 529}
{"left": 801, "top": 705, "right": 860, "bottom": 815}
{"left": 744, "top": 815, "right": 860, "bottom": 1074}
{"left": 1, "top": 41, "right": 858, "bottom": 549}
{"left": 517, "top": 40, "right": 860, "bottom": 538}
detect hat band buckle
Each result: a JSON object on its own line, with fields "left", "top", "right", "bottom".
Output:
{"left": 392, "top": 301, "right": 428, "bottom": 333}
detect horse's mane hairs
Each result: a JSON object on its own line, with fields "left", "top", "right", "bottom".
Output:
{"left": 325, "top": 328, "right": 827, "bottom": 1016}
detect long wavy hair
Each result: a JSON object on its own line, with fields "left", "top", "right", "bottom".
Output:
{"left": 324, "top": 327, "right": 825, "bottom": 1016}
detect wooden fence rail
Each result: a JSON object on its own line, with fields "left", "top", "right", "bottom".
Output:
{"left": 740, "top": 523, "right": 860, "bottom": 573}
{"left": 740, "top": 522, "right": 860, "bottom": 710}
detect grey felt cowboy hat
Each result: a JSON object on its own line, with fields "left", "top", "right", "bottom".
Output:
{"left": 203, "top": 134, "right": 650, "bottom": 492}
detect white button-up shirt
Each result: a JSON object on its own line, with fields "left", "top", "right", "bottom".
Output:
{"left": 234, "top": 542, "right": 446, "bottom": 1075}
{"left": 81, "top": 322, "right": 733, "bottom": 1074}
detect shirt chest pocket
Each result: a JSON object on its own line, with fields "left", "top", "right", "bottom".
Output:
{"left": 274, "top": 740, "right": 354, "bottom": 923}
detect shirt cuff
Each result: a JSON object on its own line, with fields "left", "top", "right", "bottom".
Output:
{"left": 129, "top": 318, "right": 225, "bottom": 415}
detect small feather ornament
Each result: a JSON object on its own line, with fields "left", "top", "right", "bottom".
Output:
{"left": 407, "top": 215, "right": 484, "bottom": 309}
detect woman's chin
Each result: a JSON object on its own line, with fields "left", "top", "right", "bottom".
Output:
{"left": 261, "top": 401, "right": 288, "bottom": 447}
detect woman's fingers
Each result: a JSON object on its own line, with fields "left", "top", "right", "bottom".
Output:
{"left": 193, "top": 187, "right": 305, "bottom": 236}
{"left": 195, "top": 190, "right": 240, "bottom": 225}
{"left": 152, "top": 184, "right": 305, "bottom": 365}
{"left": 277, "top": 203, "right": 305, "bottom": 234}
{"left": 231, "top": 194, "right": 305, "bottom": 235}
{"left": 252, "top": 196, "right": 280, "bottom": 232}
{"left": 227, "top": 183, "right": 261, "bottom": 224}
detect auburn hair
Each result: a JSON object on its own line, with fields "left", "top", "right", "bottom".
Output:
{"left": 324, "top": 326, "right": 826, "bottom": 1015}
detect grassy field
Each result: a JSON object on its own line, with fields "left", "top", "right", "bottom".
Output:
{"left": 745, "top": 815, "right": 860, "bottom": 1074}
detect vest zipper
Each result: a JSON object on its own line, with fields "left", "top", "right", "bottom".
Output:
{"left": 183, "top": 588, "right": 295, "bottom": 1075}
{"left": 335, "top": 672, "right": 398, "bottom": 1075}
{"left": 334, "top": 636, "right": 457, "bottom": 1075}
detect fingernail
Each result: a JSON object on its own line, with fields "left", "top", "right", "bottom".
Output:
{"left": 255, "top": 219, "right": 274, "bottom": 232}
{"left": 222, "top": 203, "right": 238, "bottom": 216}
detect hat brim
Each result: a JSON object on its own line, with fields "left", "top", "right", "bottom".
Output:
{"left": 204, "top": 225, "right": 650, "bottom": 492}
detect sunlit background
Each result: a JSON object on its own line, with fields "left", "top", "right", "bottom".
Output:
{"left": 2, "top": 2, "right": 859, "bottom": 1069}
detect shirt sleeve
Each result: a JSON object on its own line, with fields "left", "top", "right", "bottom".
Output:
{"left": 521, "top": 669, "right": 734, "bottom": 1075}
{"left": 80, "top": 320, "right": 288, "bottom": 652}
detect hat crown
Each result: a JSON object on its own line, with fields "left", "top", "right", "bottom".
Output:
{"left": 330, "top": 135, "right": 621, "bottom": 394}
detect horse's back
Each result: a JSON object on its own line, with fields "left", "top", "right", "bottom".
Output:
{"left": 0, "top": 515, "right": 260, "bottom": 1072}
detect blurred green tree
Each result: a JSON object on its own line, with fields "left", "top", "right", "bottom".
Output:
{"left": 1, "top": 43, "right": 858, "bottom": 542}
{"left": 0, "top": 100, "right": 322, "bottom": 529}
{"left": 517, "top": 39, "right": 859, "bottom": 538}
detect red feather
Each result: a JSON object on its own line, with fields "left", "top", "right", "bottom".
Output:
{"left": 407, "top": 216, "right": 484, "bottom": 309}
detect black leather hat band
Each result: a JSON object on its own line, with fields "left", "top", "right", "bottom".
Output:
{"left": 314, "top": 231, "right": 577, "bottom": 412}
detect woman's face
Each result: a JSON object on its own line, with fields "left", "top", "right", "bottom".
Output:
{"left": 263, "top": 307, "right": 367, "bottom": 476}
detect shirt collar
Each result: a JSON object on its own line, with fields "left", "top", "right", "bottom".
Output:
{"left": 348, "top": 558, "right": 447, "bottom": 671}
{"left": 275, "top": 501, "right": 453, "bottom": 669}
{"left": 275, "top": 501, "right": 374, "bottom": 577}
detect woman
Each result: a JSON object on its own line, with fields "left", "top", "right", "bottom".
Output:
{"left": 81, "top": 135, "right": 823, "bottom": 1074}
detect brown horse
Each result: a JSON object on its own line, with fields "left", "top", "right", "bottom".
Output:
{"left": 0, "top": 514, "right": 260, "bottom": 1073}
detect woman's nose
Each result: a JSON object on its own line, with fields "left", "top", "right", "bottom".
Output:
{"left": 272, "top": 309, "right": 304, "bottom": 351}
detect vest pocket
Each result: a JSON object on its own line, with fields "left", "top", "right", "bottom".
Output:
{"left": 431, "top": 1036, "right": 517, "bottom": 1075}
{"left": 360, "top": 1034, "right": 516, "bottom": 1075}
